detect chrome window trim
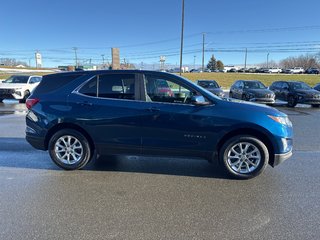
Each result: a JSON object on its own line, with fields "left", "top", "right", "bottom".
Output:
{"left": 72, "top": 74, "right": 210, "bottom": 107}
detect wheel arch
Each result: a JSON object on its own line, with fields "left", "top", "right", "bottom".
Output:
{"left": 44, "top": 123, "right": 95, "bottom": 153}
{"left": 215, "top": 128, "right": 275, "bottom": 166}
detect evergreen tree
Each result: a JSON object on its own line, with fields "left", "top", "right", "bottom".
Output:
{"left": 207, "top": 55, "right": 217, "bottom": 71}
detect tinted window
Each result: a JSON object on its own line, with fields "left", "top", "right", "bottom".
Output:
{"left": 272, "top": 82, "right": 280, "bottom": 88}
{"left": 98, "top": 74, "right": 135, "bottom": 100}
{"left": 198, "top": 81, "right": 219, "bottom": 88}
{"left": 4, "top": 76, "right": 29, "bottom": 83}
{"left": 244, "top": 81, "right": 266, "bottom": 89}
{"left": 34, "top": 73, "right": 85, "bottom": 94}
{"left": 79, "top": 76, "right": 98, "bottom": 97}
{"left": 282, "top": 83, "right": 289, "bottom": 89}
{"left": 145, "top": 74, "right": 198, "bottom": 104}
{"left": 232, "top": 81, "right": 239, "bottom": 88}
{"left": 29, "top": 77, "right": 42, "bottom": 84}
{"left": 289, "top": 82, "right": 311, "bottom": 90}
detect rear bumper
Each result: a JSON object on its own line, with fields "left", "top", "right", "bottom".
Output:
{"left": 26, "top": 134, "right": 46, "bottom": 150}
{"left": 272, "top": 150, "right": 292, "bottom": 167}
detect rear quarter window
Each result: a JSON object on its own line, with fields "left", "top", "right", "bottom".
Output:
{"left": 33, "top": 73, "right": 85, "bottom": 94}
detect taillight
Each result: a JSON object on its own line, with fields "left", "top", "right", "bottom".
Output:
{"left": 26, "top": 98, "right": 39, "bottom": 109}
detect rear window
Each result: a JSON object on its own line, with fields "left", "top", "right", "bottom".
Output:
{"left": 34, "top": 73, "right": 85, "bottom": 94}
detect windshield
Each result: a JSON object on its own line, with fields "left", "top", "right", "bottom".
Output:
{"left": 198, "top": 80, "right": 219, "bottom": 88}
{"left": 244, "top": 81, "right": 266, "bottom": 89}
{"left": 289, "top": 82, "right": 312, "bottom": 90}
{"left": 3, "top": 76, "right": 29, "bottom": 84}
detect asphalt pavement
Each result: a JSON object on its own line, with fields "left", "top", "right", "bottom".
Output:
{"left": 0, "top": 101, "right": 319, "bottom": 240}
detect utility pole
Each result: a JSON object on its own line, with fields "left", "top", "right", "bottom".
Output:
{"left": 244, "top": 48, "right": 247, "bottom": 70}
{"left": 267, "top": 53, "right": 270, "bottom": 68}
{"left": 72, "top": 47, "right": 78, "bottom": 68}
{"left": 193, "top": 55, "right": 196, "bottom": 69}
{"left": 202, "top": 33, "right": 206, "bottom": 71}
{"left": 179, "top": 0, "right": 185, "bottom": 76}
{"left": 101, "top": 54, "right": 105, "bottom": 65}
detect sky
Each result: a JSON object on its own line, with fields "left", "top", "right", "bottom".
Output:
{"left": 1, "top": 0, "right": 320, "bottom": 68}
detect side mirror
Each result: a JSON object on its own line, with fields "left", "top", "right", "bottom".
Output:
{"left": 191, "top": 96, "right": 210, "bottom": 106}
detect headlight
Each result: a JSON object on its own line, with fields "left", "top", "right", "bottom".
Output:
{"left": 268, "top": 115, "right": 292, "bottom": 127}
{"left": 14, "top": 88, "right": 22, "bottom": 96}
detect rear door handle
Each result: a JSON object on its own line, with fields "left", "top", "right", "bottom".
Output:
{"left": 76, "top": 101, "right": 93, "bottom": 107}
{"left": 147, "top": 107, "right": 160, "bottom": 112}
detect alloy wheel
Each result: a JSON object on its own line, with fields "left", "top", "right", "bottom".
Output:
{"left": 54, "top": 135, "right": 84, "bottom": 165}
{"left": 226, "top": 142, "right": 261, "bottom": 174}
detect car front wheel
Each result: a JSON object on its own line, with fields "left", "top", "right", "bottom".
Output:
{"left": 19, "top": 90, "right": 30, "bottom": 103}
{"left": 49, "top": 129, "right": 92, "bottom": 170}
{"left": 219, "top": 135, "right": 269, "bottom": 179}
{"left": 287, "top": 95, "right": 297, "bottom": 107}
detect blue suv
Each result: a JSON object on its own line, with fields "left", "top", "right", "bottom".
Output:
{"left": 25, "top": 70, "right": 293, "bottom": 179}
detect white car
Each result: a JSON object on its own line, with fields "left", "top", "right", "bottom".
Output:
{"left": 0, "top": 75, "right": 42, "bottom": 103}
{"left": 266, "top": 68, "right": 282, "bottom": 73}
{"left": 284, "top": 67, "right": 305, "bottom": 74}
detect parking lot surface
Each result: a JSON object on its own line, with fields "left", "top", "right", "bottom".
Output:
{"left": 0, "top": 102, "right": 319, "bottom": 240}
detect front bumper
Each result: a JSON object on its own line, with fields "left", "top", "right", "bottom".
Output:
{"left": 272, "top": 150, "right": 292, "bottom": 167}
{"left": 0, "top": 89, "right": 24, "bottom": 100}
{"left": 299, "top": 99, "right": 320, "bottom": 105}
{"left": 249, "top": 98, "right": 275, "bottom": 104}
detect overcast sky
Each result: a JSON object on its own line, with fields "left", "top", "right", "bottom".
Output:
{"left": 1, "top": 0, "right": 320, "bottom": 67}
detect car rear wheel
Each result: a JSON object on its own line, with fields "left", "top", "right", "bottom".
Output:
{"left": 311, "top": 104, "right": 320, "bottom": 108}
{"left": 287, "top": 95, "right": 297, "bottom": 107}
{"left": 49, "top": 129, "right": 92, "bottom": 170}
{"left": 219, "top": 135, "right": 269, "bottom": 179}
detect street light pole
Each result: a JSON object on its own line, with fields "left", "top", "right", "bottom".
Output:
{"left": 267, "top": 53, "right": 270, "bottom": 68}
{"left": 202, "top": 33, "right": 205, "bottom": 71}
{"left": 193, "top": 55, "right": 196, "bottom": 69}
{"left": 244, "top": 48, "right": 247, "bottom": 70}
{"left": 101, "top": 54, "right": 105, "bottom": 64}
{"left": 73, "top": 47, "right": 78, "bottom": 68}
{"left": 179, "top": 0, "right": 185, "bottom": 76}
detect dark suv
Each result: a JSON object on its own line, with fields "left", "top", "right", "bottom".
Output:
{"left": 229, "top": 80, "right": 275, "bottom": 104}
{"left": 269, "top": 81, "right": 320, "bottom": 107}
{"left": 26, "top": 70, "right": 293, "bottom": 179}
{"left": 196, "top": 80, "right": 225, "bottom": 98}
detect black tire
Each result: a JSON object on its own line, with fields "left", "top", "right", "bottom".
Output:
{"left": 242, "top": 94, "right": 250, "bottom": 101}
{"left": 287, "top": 95, "right": 297, "bottom": 107}
{"left": 219, "top": 135, "right": 269, "bottom": 179}
{"left": 311, "top": 104, "right": 320, "bottom": 108}
{"left": 0, "top": 98, "right": 3, "bottom": 103}
{"left": 229, "top": 92, "right": 233, "bottom": 98}
{"left": 19, "top": 90, "right": 30, "bottom": 103}
{"left": 49, "top": 129, "right": 92, "bottom": 170}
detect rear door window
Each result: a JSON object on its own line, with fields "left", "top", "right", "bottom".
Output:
{"left": 79, "top": 74, "right": 136, "bottom": 100}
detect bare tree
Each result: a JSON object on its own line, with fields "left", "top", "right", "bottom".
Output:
{"left": 279, "top": 54, "right": 319, "bottom": 69}
{"left": 0, "top": 58, "right": 27, "bottom": 67}
{"left": 258, "top": 60, "right": 278, "bottom": 68}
